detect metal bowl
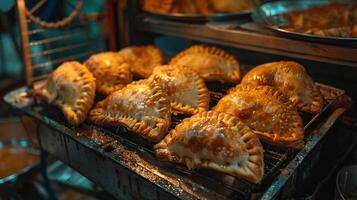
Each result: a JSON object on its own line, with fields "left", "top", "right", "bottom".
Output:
{"left": 0, "top": 138, "right": 39, "bottom": 187}
{"left": 251, "top": 0, "right": 357, "bottom": 44}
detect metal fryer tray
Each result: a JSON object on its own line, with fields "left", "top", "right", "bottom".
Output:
{"left": 3, "top": 82, "right": 346, "bottom": 199}
{"left": 251, "top": 0, "right": 357, "bottom": 44}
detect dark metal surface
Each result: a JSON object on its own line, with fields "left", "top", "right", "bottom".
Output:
{"left": 251, "top": 0, "right": 357, "bottom": 44}
{"left": 135, "top": 14, "right": 357, "bottom": 67}
{"left": 3, "top": 82, "right": 347, "bottom": 199}
{"left": 144, "top": 10, "right": 252, "bottom": 22}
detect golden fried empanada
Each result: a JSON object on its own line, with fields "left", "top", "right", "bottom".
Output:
{"left": 118, "top": 45, "right": 164, "bottom": 78}
{"left": 84, "top": 52, "right": 132, "bottom": 96}
{"left": 141, "top": 0, "right": 174, "bottom": 14}
{"left": 171, "top": 0, "right": 198, "bottom": 14}
{"left": 241, "top": 61, "right": 324, "bottom": 113}
{"left": 214, "top": 85, "right": 304, "bottom": 149}
{"left": 192, "top": 0, "right": 215, "bottom": 14}
{"left": 33, "top": 61, "right": 96, "bottom": 126}
{"left": 149, "top": 65, "right": 210, "bottom": 115}
{"left": 209, "top": 0, "right": 256, "bottom": 13}
{"left": 155, "top": 111, "right": 264, "bottom": 183}
{"left": 170, "top": 45, "right": 241, "bottom": 83}
{"left": 89, "top": 79, "right": 171, "bottom": 142}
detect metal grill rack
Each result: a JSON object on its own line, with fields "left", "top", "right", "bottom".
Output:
{"left": 16, "top": 0, "right": 108, "bottom": 84}
{"left": 3, "top": 78, "right": 347, "bottom": 199}
{"left": 95, "top": 89, "right": 293, "bottom": 198}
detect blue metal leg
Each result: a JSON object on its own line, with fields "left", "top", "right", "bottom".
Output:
{"left": 39, "top": 148, "right": 58, "bottom": 200}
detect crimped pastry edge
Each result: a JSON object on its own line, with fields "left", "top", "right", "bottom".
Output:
{"left": 89, "top": 79, "right": 171, "bottom": 142}
{"left": 216, "top": 85, "right": 305, "bottom": 149}
{"left": 169, "top": 45, "right": 241, "bottom": 83}
{"left": 150, "top": 65, "right": 210, "bottom": 115}
{"left": 155, "top": 110, "right": 264, "bottom": 183}
{"left": 35, "top": 61, "right": 96, "bottom": 126}
{"left": 64, "top": 62, "right": 96, "bottom": 126}
{"left": 241, "top": 61, "right": 324, "bottom": 113}
{"left": 118, "top": 45, "right": 164, "bottom": 78}
{"left": 84, "top": 52, "right": 133, "bottom": 96}
{"left": 95, "top": 62, "right": 132, "bottom": 96}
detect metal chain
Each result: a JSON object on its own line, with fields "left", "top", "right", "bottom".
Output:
{"left": 24, "top": 0, "right": 83, "bottom": 29}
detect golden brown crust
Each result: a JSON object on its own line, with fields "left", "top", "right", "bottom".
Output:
{"left": 169, "top": 45, "right": 241, "bottom": 83}
{"left": 84, "top": 52, "right": 132, "bottom": 96}
{"left": 142, "top": 0, "right": 256, "bottom": 14}
{"left": 146, "top": 0, "right": 213, "bottom": 15}
{"left": 192, "top": 0, "right": 215, "bottom": 14}
{"left": 149, "top": 65, "right": 210, "bottom": 115}
{"left": 170, "top": 0, "right": 198, "bottom": 14}
{"left": 89, "top": 79, "right": 171, "bottom": 142}
{"left": 241, "top": 61, "right": 324, "bottom": 113}
{"left": 118, "top": 45, "right": 164, "bottom": 78}
{"left": 214, "top": 85, "right": 304, "bottom": 149}
{"left": 209, "top": 0, "right": 256, "bottom": 13}
{"left": 155, "top": 111, "right": 264, "bottom": 183}
{"left": 279, "top": 2, "right": 357, "bottom": 38}
{"left": 141, "top": 0, "right": 174, "bottom": 14}
{"left": 33, "top": 61, "right": 96, "bottom": 126}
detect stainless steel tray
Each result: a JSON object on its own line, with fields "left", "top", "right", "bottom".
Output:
{"left": 251, "top": 0, "right": 357, "bottom": 44}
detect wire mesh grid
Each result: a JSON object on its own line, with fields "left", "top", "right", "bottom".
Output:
{"left": 30, "top": 82, "right": 293, "bottom": 198}
{"left": 17, "top": 0, "right": 108, "bottom": 84}
{"left": 3, "top": 75, "right": 345, "bottom": 199}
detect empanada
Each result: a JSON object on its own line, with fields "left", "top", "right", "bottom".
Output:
{"left": 84, "top": 52, "right": 132, "bottom": 95}
{"left": 155, "top": 111, "right": 264, "bottom": 183}
{"left": 241, "top": 61, "right": 324, "bottom": 113}
{"left": 170, "top": 45, "right": 241, "bottom": 83}
{"left": 209, "top": 0, "right": 256, "bottom": 13}
{"left": 149, "top": 65, "right": 210, "bottom": 115}
{"left": 171, "top": 0, "right": 198, "bottom": 14}
{"left": 118, "top": 45, "right": 164, "bottom": 78}
{"left": 214, "top": 85, "right": 304, "bottom": 149}
{"left": 141, "top": 0, "right": 174, "bottom": 14}
{"left": 89, "top": 79, "right": 171, "bottom": 142}
{"left": 33, "top": 61, "right": 96, "bottom": 126}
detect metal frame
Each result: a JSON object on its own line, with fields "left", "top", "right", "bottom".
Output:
{"left": 17, "top": 0, "right": 32, "bottom": 84}
{"left": 16, "top": 0, "right": 112, "bottom": 85}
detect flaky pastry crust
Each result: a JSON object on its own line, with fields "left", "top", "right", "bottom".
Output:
{"left": 241, "top": 61, "right": 324, "bottom": 113}
{"left": 149, "top": 65, "right": 210, "bottom": 115}
{"left": 33, "top": 61, "right": 96, "bottom": 126}
{"left": 89, "top": 79, "right": 171, "bottom": 142}
{"left": 170, "top": 45, "right": 241, "bottom": 83}
{"left": 214, "top": 85, "right": 304, "bottom": 149}
{"left": 84, "top": 52, "right": 132, "bottom": 96}
{"left": 155, "top": 111, "right": 264, "bottom": 183}
{"left": 118, "top": 45, "right": 164, "bottom": 78}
